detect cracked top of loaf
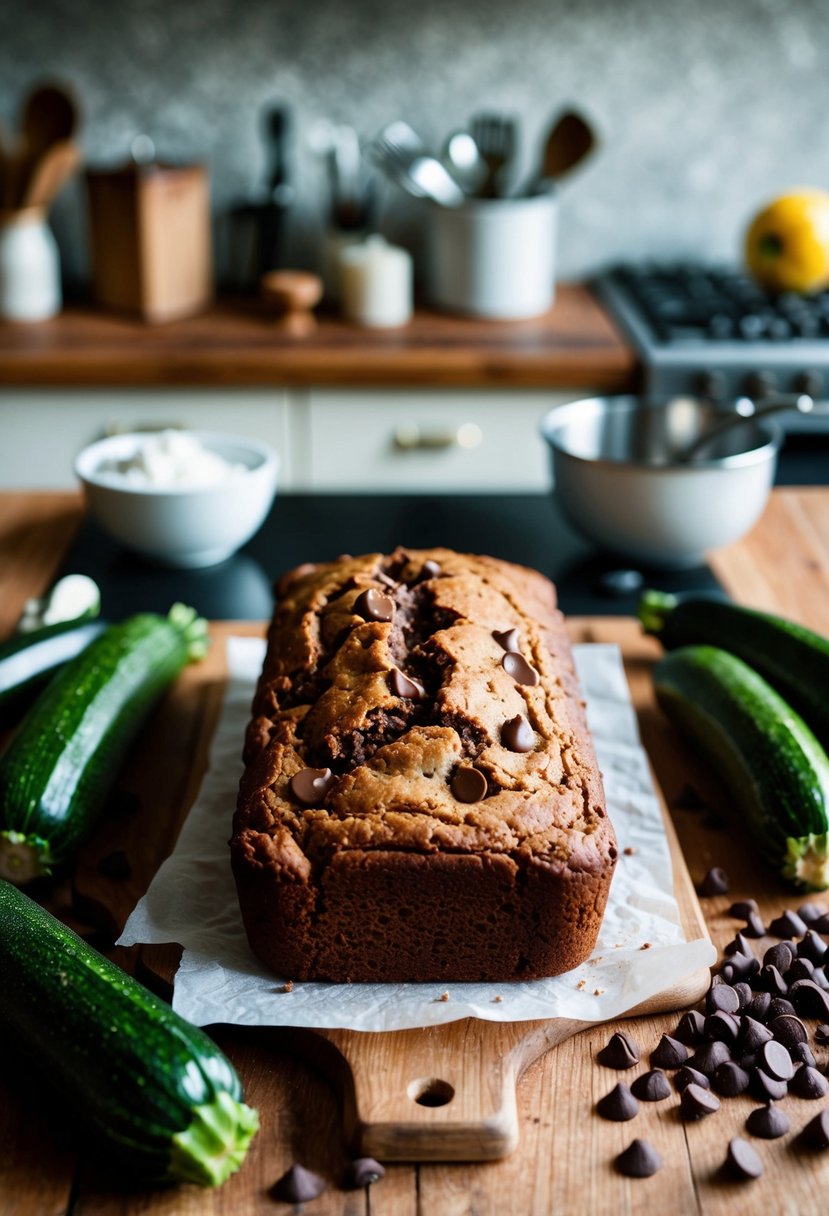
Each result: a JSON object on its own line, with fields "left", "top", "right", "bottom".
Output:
{"left": 234, "top": 546, "right": 615, "bottom": 878}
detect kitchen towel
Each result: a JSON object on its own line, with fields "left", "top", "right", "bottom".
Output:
{"left": 119, "top": 637, "right": 715, "bottom": 1031}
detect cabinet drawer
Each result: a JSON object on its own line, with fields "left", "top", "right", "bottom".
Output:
{"left": 305, "top": 390, "right": 566, "bottom": 491}
{"left": 0, "top": 389, "right": 291, "bottom": 489}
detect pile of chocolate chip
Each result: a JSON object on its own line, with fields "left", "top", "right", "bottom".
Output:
{"left": 596, "top": 888, "right": 829, "bottom": 1181}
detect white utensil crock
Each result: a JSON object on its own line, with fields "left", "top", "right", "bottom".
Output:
{"left": 426, "top": 190, "right": 557, "bottom": 319}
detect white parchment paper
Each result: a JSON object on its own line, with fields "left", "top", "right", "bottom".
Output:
{"left": 119, "top": 638, "right": 715, "bottom": 1030}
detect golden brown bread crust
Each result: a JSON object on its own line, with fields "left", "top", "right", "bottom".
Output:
{"left": 230, "top": 546, "right": 617, "bottom": 982}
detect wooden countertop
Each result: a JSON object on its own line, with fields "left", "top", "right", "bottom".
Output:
{"left": 0, "top": 285, "right": 637, "bottom": 390}
{"left": 3, "top": 488, "right": 829, "bottom": 1215}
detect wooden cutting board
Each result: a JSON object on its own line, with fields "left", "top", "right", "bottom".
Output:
{"left": 70, "top": 619, "right": 711, "bottom": 1163}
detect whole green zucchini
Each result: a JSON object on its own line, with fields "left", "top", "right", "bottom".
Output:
{"left": 653, "top": 644, "right": 829, "bottom": 890}
{"left": 640, "top": 589, "right": 829, "bottom": 745}
{"left": 0, "top": 879, "right": 258, "bottom": 1185}
{"left": 0, "top": 603, "right": 208, "bottom": 885}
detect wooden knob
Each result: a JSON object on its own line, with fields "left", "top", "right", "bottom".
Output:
{"left": 260, "top": 270, "right": 323, "bottom": 334}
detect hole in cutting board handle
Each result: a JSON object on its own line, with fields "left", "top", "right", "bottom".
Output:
{"left": 407, "top": 1077, "right": 455, "bottom": 1107}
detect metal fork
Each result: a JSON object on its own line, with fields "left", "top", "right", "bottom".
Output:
{"left": 366, "top": 121, "right": 465, "bottom": 207}
{"left": 470, "top": 112, "right": 517, "bottom": 198}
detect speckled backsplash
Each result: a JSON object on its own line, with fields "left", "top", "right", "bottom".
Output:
{"left": 0, "top": 0, "right": 824, "bottom": 289}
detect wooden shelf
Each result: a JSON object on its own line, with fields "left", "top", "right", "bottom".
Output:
{"left": 0, "top": 284, "right": 638, "bottom": 390}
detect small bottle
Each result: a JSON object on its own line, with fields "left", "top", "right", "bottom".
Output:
{"left": 0, "top": 208, "right": 62, "bottom": 321}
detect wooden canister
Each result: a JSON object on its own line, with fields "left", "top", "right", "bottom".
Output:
{"left": 86, "top": 161, "right": 213, "bottom": 323}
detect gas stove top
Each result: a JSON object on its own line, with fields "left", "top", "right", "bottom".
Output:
{"left": 595, "top": 265, "right": 829, "bottom": 429}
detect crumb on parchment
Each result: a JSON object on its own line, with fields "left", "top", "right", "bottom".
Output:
{"left": 640, "top": 942, "right": 652, "bottom": 950}
{"left": 623, "top": 846, "right": 636, "bottom": 856}
{"left": 278, "top": 981, "right": 294, "bottom": 993}
{"left": 433, "top": 991, "right": 450, "bottom": 1003}
{"left": 492, "top": 995, "right": 503, "bottom": 1003}
{"left": 593, "top": 988, "right": 605, "bottom": 996}
{"left": 577, "top": 979, "right": 586, "bottom": 990}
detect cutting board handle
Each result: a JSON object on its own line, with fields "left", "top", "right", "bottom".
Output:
{"left": 309, "top": 1017, "right": 586, "bottom": 1162}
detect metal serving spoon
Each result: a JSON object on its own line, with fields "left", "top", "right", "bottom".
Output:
{"left": 676, "top": 394, "right": 814, "bottom": 463}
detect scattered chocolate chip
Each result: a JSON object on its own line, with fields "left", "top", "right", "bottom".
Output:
{"left": 738, "top": 1052, "right": 758, "bottom": 1070}
{"left": 798, "top": 930, "right": 828, "bottom": 964}
{"left": 290, "top": 766, "right": 334, "bottom": 806}
{"left": 722, "top": 953, "right": 760, "bottom": 982}
{"left": 728, "top": 898, "right": 759, "bottom": 919}
{"left": 763, "top": 942, "right": 795, "bottom": 972}
{"left": 798, "top": 902, "right": 825, "bottom": 924}
{"left": 767, "top": 997, "right": 796, "bottom": 1021}
{"left": 698, "top": 866, "right": 729, "bottom": 896}
{"left": 597, "top": 1082, "right": 639, "bottom": 1121}
{"left": 746, "top": 1102, "right": 790, "bottom": 1140}
{"left": 770, "top": 1013, "right": 808, "bottom": 1051}
{"left": 724, "top": 931, "right": 755, "bottom": 957}
{"left": 502, "top": 651, "right": 540, "bottom": 686}
{"left": 739, "top": 1016, "right": 774, "bottom": 1053}
{"left": 706, "top": 1011, "right": 741, "bottom": 1046}
{"left": 750, "top": 1068, "right": 788, "bottom": 1102}
{"left": 97, "top": 850, "right": 131, "bottom": 879}
{"left": 501, "top": 714, "right": 534, "bottom": 753}
{"left": 759, "top": 1039, "right": 794, "bottom": 1082}
{"left": 450, "top": 766, "right": 488, "bottom": 804}
{"left": 674, "top": 1010, "right": 706, "bottom": 1045}
{"left": 615, "top": 1138, "right": 662, "bottom": 1178}
{"left": 492, "top": 627, "right": 521, "bottom": 653}
{"left": 389, "top": 668, "right": 425, "bottom": 700}
{"left": 801, "top": 1109, "right": 829, "bottom": 1149}
{"left": 790, "top": 1065, "right": 829, "bottom": 1100}
{"left": 354, "top": 587, "right": 395, "bottom": 623}
{"left": 733, "top": 981, "right": 754, "bottom": 1008}
{"left": 815, "top": 1023, "right": 829, "bottom": 1045}
{"left": 674, "top": 783, "right": 705, "bottom": 810}
{"left": 597, "top": 1031, "right": 641, "bottom": 1070}
{"left": 630, "top": 1069, "right": 671, "bottom": 1102}
{"left": 706, "top": 984, "right": 740, "bottom": 1015}
{"left": 272, "top": 1164, "right": 327, "bottom": 1204}
{"left": 768, "top": 910, "right": 808, "bottom": 939}
{"left": 726, "top": 1137, "right": 763, "bottom": 1181}
{"left": 786, "top": 957, "right": 816, "bottom": 984}
{"left": 813, "top": 969, "right": 829, "bottom": 992}
{"left": 342, "top": 1157, "right": 385, "bottom": 1189}
{"left": 680, "top": 1082, "right": 721, "bottom": 1120}
{"left": 812, "top": 912, "right": 829, "bottom": 934}
{"left": 745, "top": 992, "right": 772, "bottom": 1022}
{"left": 650, "top": 1035, "right": 688, "bottom": 1070}
{"left": 790, "top": 979, "right": 829, "bottom": 1019}
{"left": 743, "top": 911, "right": 767, "bottom": 938}
{"left": 713, "top": 1061, "right": 750, "bottom": 1097}
{"left": 688, "top": 1040, "right": 731, "bottom": 1075}
{"left": 674, "top": 1066, "right": 710, "bottom": 1092}
{"left": 793, "top": 1042, "right": 817, "bottom": 1067}
{"left": 758, "top": 965, "right": 788, "bottom": 997}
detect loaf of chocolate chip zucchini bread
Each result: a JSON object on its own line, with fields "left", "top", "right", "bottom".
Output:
{"left": 230, "top": 547, "right": 616, "bottom": 983}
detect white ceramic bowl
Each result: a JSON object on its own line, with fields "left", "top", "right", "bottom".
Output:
{"left": 540, "top": 396, "right": 781, "bottom": 569}
{"left": 75, "top": 430, "right": 279, "bottom": 568}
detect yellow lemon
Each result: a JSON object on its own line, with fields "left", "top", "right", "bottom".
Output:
{"left": 745, "top": 189, "right": 829, "bottom": 293}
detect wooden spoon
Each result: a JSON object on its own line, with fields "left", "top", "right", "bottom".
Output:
{"left": 20, "top": 139, "right": 81, "bottom": 211}
{"left": 540, "top": 110, "right": 596, "bottom": 182}
{"left": 20, "top": 83, "right": 78, "bottom": 161}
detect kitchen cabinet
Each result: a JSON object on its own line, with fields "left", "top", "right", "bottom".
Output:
{"left": 0, "top": 387, "right": 572, "bottom": 493}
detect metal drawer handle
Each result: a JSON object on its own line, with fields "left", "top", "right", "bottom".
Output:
{"left": 393, "top": 422, "right": 483, "bottom": 451}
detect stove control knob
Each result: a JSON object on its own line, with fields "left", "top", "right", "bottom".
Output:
{"left": 695, "top": 370, "right": 727, "bottom": 400}
{"left": 794, "top": 370, "right": 824, "bottom": 397}
{"left": 743, "top": 371, "right": 778, "bottom": 399}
